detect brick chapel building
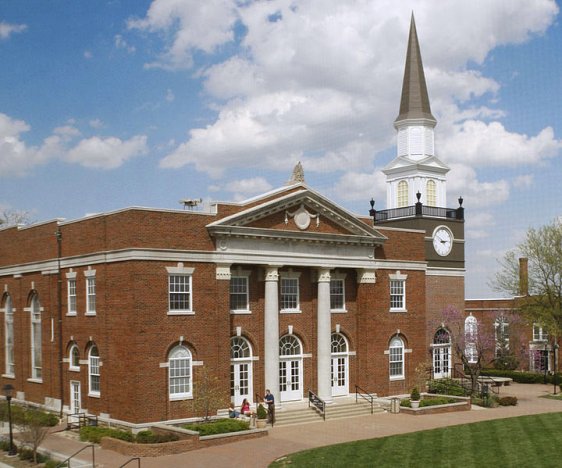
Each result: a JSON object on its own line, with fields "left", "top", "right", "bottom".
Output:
{"left": 0, "top": 17, "right": 466, "bottom": 425}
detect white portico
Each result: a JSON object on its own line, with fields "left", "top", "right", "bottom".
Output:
{"left": 207, "top": 184, "right": 385, "bottom": 405}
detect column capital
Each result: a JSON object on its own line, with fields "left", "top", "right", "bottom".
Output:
{"left": 215, "top": 264, "right": 232, "bottom": 280}
{"left": 264, "top": 266, "right": 280, "bottom": 282}
{"left": 356, "top": 268, "right": 376, "bottom": 284}
{"left": 316, "top": 268, "right": 331, "bottom": 283}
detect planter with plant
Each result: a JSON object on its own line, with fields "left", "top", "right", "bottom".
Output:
{"left": 410, "top": 387, "right": 421, "bottom": 409}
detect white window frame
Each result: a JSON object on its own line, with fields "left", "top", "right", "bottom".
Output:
{"left": 230, "top": 275, "right": 250, "bottom": 314}
{"left": 67, "top": 271, "right": 77, "bottom": 316}
{"left": 465, "top": 315, "right": 478, "bottom": 363}
{"left": 30, "top": 294, "right": 42, "bottom": 380}
{"left": 389, "top": 271, "right": 407, "bottom": 312}
{"left": 397, "top": 180, "right": 409, "bottom": 208}
{"left": 168, "top": 345, "right": 192, "bottom": 400}
{"left": 426, "top": 179, "right": 436, "bottom": 206}
{"left": 533, "top": 324, "right": 548, "bottom": 342}
{"left": 388, "top": 337, "right": 405, "bottom": 380}
{"left": 330, "top": 273, "right": 347, "bottom": 313}
{"left": 494, "top": 318, "right": 509, "bottom": 356}
{"left": 3, "top": 295, "right": 15, "bottom": 377}
{"left": 84, "top": 269, "right": 96, "bottom": 315}
{"left": 280, "top": 271, "right": 301, "bottom": 313}
{"left": 166, "top": 264, "right": 195, "bottom": 315}
{"left": 88, "top": 345, "right": 100, "bottom": 396}
{"left": 69, "top": 344, "right": 80, "bottom": 372}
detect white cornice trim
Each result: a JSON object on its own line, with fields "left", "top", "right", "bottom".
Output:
{"left": 0, "top": 248, "right": 430, "bottom": 277}
{"left": 426, "top": 267, "right": 465, "bottom": 277}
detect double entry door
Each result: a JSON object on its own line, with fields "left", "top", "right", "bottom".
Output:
{"left": 433, "top": 346, "right": 451, "bottom": 379}
{"left": 231, "top": 361, "right": 252, "bottom": 407}
{"left": 280, "top": 358, "right": 303, "bottom": 401}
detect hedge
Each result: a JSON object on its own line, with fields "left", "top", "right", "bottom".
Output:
{"left": 79, "top": 426, "right": 134, "bottom": 444}
{"left": 182, "top": 418, "right": 250, "bottom": 436}
{"left": 135, "top": 430, "right": 179, "bottom": 444}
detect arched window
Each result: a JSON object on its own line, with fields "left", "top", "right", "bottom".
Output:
{"left": 231, "top": 337, "right": 251, "bottom": 359}
{"left": 389, "top": 336, "right": 405, "bottom": 379}
{"left": 279, "top": 335, "right": 302, "bottom": 356}
{"left": 433, "top": 329, "right": 451, "bottom": 379}
{"left": 168, "top": 345, "right": 192, "bottom": 399}
{"left": 69, "top": 343, "right": 80, "bottom": 371}
{"left": 433, "top": 328, "right": 450, "bottom": 345}
{"left": 426, "top": 180, "right": 436, "bottom": 206}
{"left": 397, "top": 181, "right": 409, "bottom": 208}
{"left": 4, "top": 295, "right": 14, "bottom": 376}
{"left": 331, "top": 333, "right": 348, "bottom": 354}
{"left": 88, "top": 345, "right": 100, "bottom": 395}
{"left": 465, "top": 315, "right": 478, "bottom": 364}
{"left": 30, "top": 294, "right": 42, "bottom": 379}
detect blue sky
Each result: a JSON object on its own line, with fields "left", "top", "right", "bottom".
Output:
{"left": 1, "top": 0, "right": 561, "bottom": 298}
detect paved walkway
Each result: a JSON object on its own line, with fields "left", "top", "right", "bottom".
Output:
{"left": 31, "top": 383, "right": 562, "bottom": 467}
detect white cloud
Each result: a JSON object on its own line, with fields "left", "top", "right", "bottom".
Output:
{"left": 114, "top": 34, "right": 136, "bottom": 54}
{"left": 89, "top": 119, "right": 104, "bottom": 129}
{"left": 83, "top": 50, "right": 93, "bottom": 59}
{"left": 447, "top": 163, "right": 509, "bottom": 208}
{"left": 223, "top": 177, "right": 273, "bottom": 201}
{"left": 331, "top": 170, "right": 387, "bottom": 205}
{"left": 0, "top": 21, "right": 27, "bottom": 40}
{"left": 512, "top": 174, "right": 534, "bottom": 189}
{"left": 65, "top": 135, "right": 148, "bottom": 169}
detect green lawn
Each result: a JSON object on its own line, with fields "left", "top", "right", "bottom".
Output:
{"left": 270, "top": 413, "right": 562, "bottom": 468}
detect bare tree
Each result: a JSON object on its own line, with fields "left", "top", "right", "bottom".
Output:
{"left": 191, "top": 368, "right": 227, "bottom": 421}
{"left": 492, "top": 219, "right": 562, "bottom": 338}
{"left": 0, "top": 208, "right": 32, "bottom": 227}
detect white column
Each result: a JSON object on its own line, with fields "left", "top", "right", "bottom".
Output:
{"left": 317, "top": 268, "right": 332, "bottom": 402}
{"left": 264, "top": 266, "right": 280, "bottom": 404}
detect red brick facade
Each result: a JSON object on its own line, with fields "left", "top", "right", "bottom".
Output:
{"left": 0, "top": 185, "right": 465, "bottom": 424}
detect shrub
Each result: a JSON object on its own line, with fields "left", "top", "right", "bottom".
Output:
{"left": 428, "top": 379, "right": 467, "bottom": 396}
{"left": 19, "top": 447, "right": 47, "bottom": 463}
{"left": 0, "top": 439, "right": 16, "bottom": 452}
{"left": 400, "top": 399, "right": 411, "bottom": 408}
{"left": 498, "top": 396, "right": 518, "bottom": 406}
{"left": 410, "top": 388, "right": 420, "bottom": 401}
{"left": 182, "top": 418, "right": 249, "bottom": 436}
{"left": 79, "top": 426, "right": 134, "bottom": 444}
{"left": 419, "top": 397, "right": 458, "bottom": 407}
{"left": 257, "top": 403, "right": 267, "bottom": 420}
{"left": 135, "top": 430, "right": 179, "bottom": 444}
{"left": 480, "top": 369, "right": 562, "bottom": 385}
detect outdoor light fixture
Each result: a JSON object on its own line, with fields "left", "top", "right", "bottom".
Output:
{"left": 2, "top": 383, "right": 17, "bottom": 456}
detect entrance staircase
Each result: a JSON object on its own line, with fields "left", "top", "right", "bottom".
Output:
{"left": 273, "top": 398, "right": 385, "bottom": 427}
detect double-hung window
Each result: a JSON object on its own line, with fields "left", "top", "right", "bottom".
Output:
{"left": 389, "top": 271, "right": 407, "bottom": 312}
{"left": 280, "top": 274, "right": 300, "bottom": 312}
{"left": 533, "top": 324, "right": 548, "bottom": 342}
{"left": 69, "top": 344, "right": 80, "bottom": 371}
{"left": 88, "top": 346, "right": 100, "bottom": 396}
{"left": 4, "top": 295, "right": 15, "bottom": 376}
{"left": 168, "top": 346, "right": 192, "bottom": 399}
{"left": 30, "top": 294, "right": 42, "bottom": 380}
{"left": 167, "top": 264, "right": 195, "bottom": 314}
{"left": 67, "top": 271, "right": 77, "bottom": 315}
{"left": 84, "top": 269, "right": 96, "bottom": 315}
{"left": 230, "top": 276, "right": 249, "bottom": 312}
{"left": 330, "top": 278, "right": 345, "bottom": 312}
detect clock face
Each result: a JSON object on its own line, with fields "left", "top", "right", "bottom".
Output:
{"left": 433, "top": 227, "right": 453, "bottom": 256}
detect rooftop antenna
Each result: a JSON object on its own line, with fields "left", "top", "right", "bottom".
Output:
{"left": 179, "top": 198, "right": 202, "bottom": 211}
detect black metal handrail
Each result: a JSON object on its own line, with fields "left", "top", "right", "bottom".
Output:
{"left": 308, "top": 390, "right": 326, "bottom": 420}
{"left": 119, "top": 457, "right": 141, "bottom": 468}
{"left": 355, "top": 385, "right": 375, "bottom": 414}
{"left": 56, "top": 444, "right": 95, "bottom": 467}
{"left": 66, "top": 412, "right": 98, "bottom": 430}
{"left": 374, "top": 204, "right": 462, "bottom": 222}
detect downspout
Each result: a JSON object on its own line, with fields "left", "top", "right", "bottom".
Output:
{"left": 55, "top": 228, "right": 64, "bottom": 418}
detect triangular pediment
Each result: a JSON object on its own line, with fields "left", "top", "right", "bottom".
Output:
{"left": 207, "top": 186, "right": 386, "bottom": 244}
{"left": 383, "top": 154, "right": 449, "bottom": 176}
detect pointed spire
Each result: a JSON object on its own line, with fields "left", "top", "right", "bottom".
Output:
{"left": 287, "top": 161, "right": 305, "bottom": 185}
{"left": 395, "top": 14, "right": 436, "bottom": 123}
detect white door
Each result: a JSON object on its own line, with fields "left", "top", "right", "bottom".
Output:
{"left": 433, "top": 346, "right": 451, "bottom": 379}
{"left": 331, "top": 356, "right": 348, "bottom": 396}
{"left": 231, "top": 362, "right": 252, "bottom": 406}
{"left": 70, "top": 381, "right": 81, "bottom": 414}
{"left": 280, "top": 359, "right": 302, "bottom": 401}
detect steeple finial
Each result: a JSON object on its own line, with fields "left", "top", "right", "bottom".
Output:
{"left": 287, "top": 161, "right": 305, "bottom": 185}
{"left": 395, "top": 14, "right": 436, "bottom": 123}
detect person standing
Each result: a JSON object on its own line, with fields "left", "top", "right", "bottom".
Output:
{"left": 264, "top": 389, "right": 275, "bottom": 424}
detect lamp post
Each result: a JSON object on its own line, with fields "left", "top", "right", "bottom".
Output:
{"left": 2, "top": 383, "right": 17, "bottom": 456}
{"left": 554, "top": 342, "right": 559, "bottom": 395}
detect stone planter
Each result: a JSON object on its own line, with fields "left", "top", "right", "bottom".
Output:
{"left": 256, "top": 419, "right": 267, "bottom": 429}
{"left": 411, "top": 400, "right": 420, "bottom": 409}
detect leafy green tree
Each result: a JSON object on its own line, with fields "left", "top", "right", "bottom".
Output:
{"left": 493, "top": 219, "right": 562, "bottom": 338}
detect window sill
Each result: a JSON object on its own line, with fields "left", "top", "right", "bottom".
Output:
{"left": 330, "top": 309, "right": 347, "bottom": 314}
{"left": 389, "top": 309, "right": 407, "bottom": 313}
{"left": 230, "top": 310, "right": 252, "bottom": 315}
{"left": 2, "top": 374, "right": 15, "bottom": 379}
{"left": 66, "top": 312, "right": 77, "bottom": 317}
{"left": 27, "top": 378, "right": 43, "bottom": 384}
{"left": 280, "top": 309, "right": 302, "bottom": 314}
{"left": 389, "top": 376, "right": 405, "bottom": 381}
{"left": 88, "top": 392, "right": 100, "bottom": 398}
{"left": 167, "top": 310, "right": 195, "bottom": 316}
{"left": 69, "top": 367, "right": 80, "bottom": 372}
{"left": 84, "top": 312, "right": 97, "bottom": 317}
{"left": 170, "top": 395, "right": 193, "bottom": 401}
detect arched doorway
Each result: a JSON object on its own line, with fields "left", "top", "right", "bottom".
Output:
{"left": 433, "top": 328, "right": 451, "bottom": 379}
{"left": 230, "top": 337, "right": 253, "bottom": 406}
{"left": 331, "top": 333, "right": 349, "bottom": 397}
{"left": 279, "top": 335, "right": 303, "bottom": 402}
